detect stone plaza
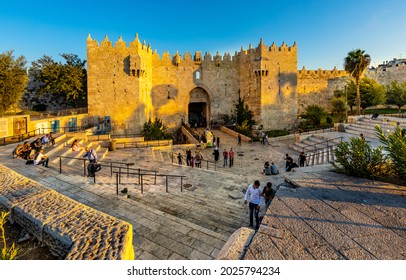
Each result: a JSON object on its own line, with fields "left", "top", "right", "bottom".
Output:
{"left": 1, "top": 122, "right": 405, "bottom": 259}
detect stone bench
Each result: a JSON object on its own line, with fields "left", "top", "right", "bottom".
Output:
{"left": 0, "top": 164, "right": 134, "bottom": 260}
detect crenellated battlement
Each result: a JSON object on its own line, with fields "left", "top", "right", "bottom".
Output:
{"left": 87, "top": 34, "right": 298, "bottom": 67}
{"left": 298, "top": 66, "right": 348, "bottom": 79}
{"left": 237, "top": 40, "right": 297, "bottom": 57}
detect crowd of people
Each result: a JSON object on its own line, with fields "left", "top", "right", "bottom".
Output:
{"left": 12, "top": 133, "right": 55, "bottom": 167}
{"left": 11, "top": 134, "right": 95, "bottom": 172}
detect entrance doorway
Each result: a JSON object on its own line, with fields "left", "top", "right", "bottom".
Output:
{"left": 188, "top": 87, "right": 210, "bottom": 128}
{"left": 13, "top": 117, "right": 27, "bottom": 135}
{"left": 188, "top": 102, "right": 207, "bottom": 127}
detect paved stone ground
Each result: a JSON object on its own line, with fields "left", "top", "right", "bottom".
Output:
{"left": 244, "top": 166, "right": 406, "bottom": 260}
{"left": 0, "top": 129, "right": 288, "bottom": 260}
{"left": 1, "top": 128, "right": 405, "bottom": 260}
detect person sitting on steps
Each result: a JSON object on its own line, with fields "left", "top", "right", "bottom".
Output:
{"left": 262, "top": 161, "right": 272, "bottom": 175}
{"left": 33, "top": 149, "right": 49, "bottom": 168}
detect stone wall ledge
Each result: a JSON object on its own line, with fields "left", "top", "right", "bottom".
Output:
{"left": 220, "top": 126, "right": 252, "bottom": 143}
{"left": 0, "top": 164, "right": 134, "bottom": 260}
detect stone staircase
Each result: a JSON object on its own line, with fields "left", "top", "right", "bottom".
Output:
{"left": 345, "top": 117, "right": 406, "bottom": 138}
{"left": 289, "top": 134, "right": 342, "bottom": 166}
{"left": 10, "top": 147, "right": 251, "bottom": 260}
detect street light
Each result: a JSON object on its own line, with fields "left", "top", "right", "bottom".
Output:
{"left": 344, "top": 85, "right": 348, "bottom": 123}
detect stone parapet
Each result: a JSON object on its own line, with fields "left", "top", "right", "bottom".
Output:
{"left": 219, "top": 126, "right": 252, "bottom": 143}
{"left": 0, "top": 164, "right": 134, "bottom": 260}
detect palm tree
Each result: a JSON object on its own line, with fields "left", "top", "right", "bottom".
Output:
{"left": 344, "top": 49, "right": 371, "bottom": 115}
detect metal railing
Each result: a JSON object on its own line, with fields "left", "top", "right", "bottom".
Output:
{"left": 300, "top": 136, "right": 343, "bottom": 165}
{"left": 169, "top": 152, "right": 218, "bottom": 171}
{"left": 0, "top": 128, "right": 41, "bottom": 146}
{"left": 37, "top": 125, "right": 94, "bottom": 134}
{"left": 113, "top": 170, "right": 186, "bottom": 195}
{"left": 57, "top": 156, "right": 185, "bottom": 194}
{"left": 110, "top": 133, "right": 142, "bottom": 139}
{"left": 301, "top": 136, "right": 343, "bottom": 154}
{"left": 115, "top": 139, "right": 172, "bottom": 149}
{"left": 295, "top": 127, "right": 335, "bottom": 136}
{"left": 30, "top": 107, "right": 88, "bottom": 119}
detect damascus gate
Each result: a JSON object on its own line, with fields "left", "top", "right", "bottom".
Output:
{"left": 87, "top": 34, "right": 348, "bottom": 133}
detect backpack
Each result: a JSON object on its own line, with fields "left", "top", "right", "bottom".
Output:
{"left": 94, "top": 163, "right": 102, "bottom": 172}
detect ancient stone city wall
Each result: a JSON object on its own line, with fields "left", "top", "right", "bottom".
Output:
{"left": 87, "top": 34, "right": 349, "bottom": 132}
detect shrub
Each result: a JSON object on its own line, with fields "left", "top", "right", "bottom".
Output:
{"left": 375, "top": 126, "right": 406, "bottom": 178}
{"left": 0, "top": 211, "right": 19, "bottom": 260}
{"left": 266, "top": 129, "right": 289, "bottom": 138}
{"left": 235, "top": 120, "right": 252, "bottom": 137}
{"left": 142, "top": 117, "right": 171, "bottom": 141}
{"left": 333, "top": 137, "right": 390, "bottom": 179}
{"left": 303, "top": 105, "right": 325, "bottom": 127}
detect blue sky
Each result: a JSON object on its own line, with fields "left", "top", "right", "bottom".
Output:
{"left": 1, "top": 0, "right": 405, "bottom": 69}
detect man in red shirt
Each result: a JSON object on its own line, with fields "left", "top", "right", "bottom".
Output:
{"left": 222, "top": 148, "right": 228, "bottom": 167}
{"left": 229, "top": 148, "right": 235, "bottom": 167}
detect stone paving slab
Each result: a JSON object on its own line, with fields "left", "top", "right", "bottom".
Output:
{"left": 242, "top": 168, "right": 406, "bottom": 260}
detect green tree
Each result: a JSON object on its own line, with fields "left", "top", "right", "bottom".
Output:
{"left": 233, "top": 96, "right": 255, "bottom": 127}
{"left": 359, "top": 77, "right": 385, "bottom": 109}
{"left": 386, "top": 81, "right": 406, "bottom": 114}
{"left": 344, "top": 49, "right": 371, "bottom": 115}
{"left": 0, "top": 51, "right": 28, "bottom": 116}
{"left": 303, "top": 105, "right": 325, "bottom": 126}
{"left": 344, "top": 78, "right": 385, "bottom": 112}
{"left": 142, "top": 117, "right": 171, "bottom": 140}
{"left": 331, "top": 93, "right": 347, "bottom": 122}
{"left": 29, "top": 54, "right": 87, "bottom": 107}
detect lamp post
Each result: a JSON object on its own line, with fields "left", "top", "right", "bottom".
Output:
{"left": 344, "top": 85, "right": 348, "bottom": 123}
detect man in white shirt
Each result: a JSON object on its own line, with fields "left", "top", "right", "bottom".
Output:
{"left": 244, "top": 180, "right": 262, "bottom": 229}
{"left": 34, "top": 149, "right": 49, "bottom": 168}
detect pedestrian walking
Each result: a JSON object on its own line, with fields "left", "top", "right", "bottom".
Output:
{"left": 244, "top": 180, "right": 262, "bottom": 229}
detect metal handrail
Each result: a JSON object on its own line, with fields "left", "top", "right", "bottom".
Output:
{"left": 115, "top": 139, "right": 172, "bottom": 148}
{"left": 112, "top": 170, "right": 186, "bottom": 195}
{"left": 0, "top": 128, "right": 41, "bottom": 146}
{"left": 57, "top": 155, "right": 185, "bottom": 194}
{"left": 170, "top": 152, "right": 217, "bottom": 170}
{"left": 110, "top": 133, "right": 142, "bottom": 139}
{"left": 301, "top": 136, "right": 343, "bottom": 154}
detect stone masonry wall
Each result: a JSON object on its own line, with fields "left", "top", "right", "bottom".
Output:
{"left": 0, "top": 164, "right": 134, "bottom": 260}
{"left": 87, "top": 34, "right": 347, "bottom": 132}
{"left": 298, "top": 68, "right": 348, "bottom": 114}
{"left": 366, "top": 64, "right": 406, "bottom": 85}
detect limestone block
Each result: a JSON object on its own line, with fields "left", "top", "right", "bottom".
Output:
{"left": 216, "top": 227, "right": 255, "bottom": 260}
{"left": 0, "top": 164, "right": 50, "bottom": 209}
{"left": 65, "top": 223, "right": 134, "bottom": 260}
{"left": 11, "top": 190, "right": 82, "bottom": 248}
{"left": 44, "top": 205, "right": 134, "bottom": 259}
